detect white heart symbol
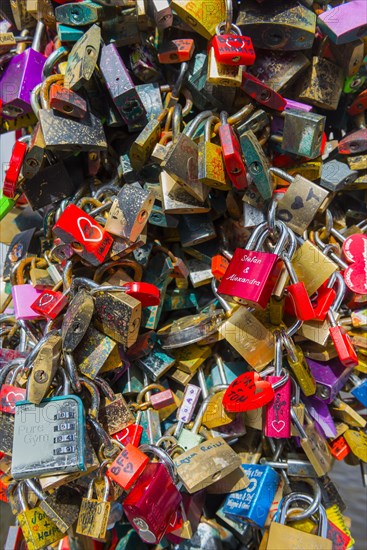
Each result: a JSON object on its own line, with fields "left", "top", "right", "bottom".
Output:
{"left": 271, "top": 420, "right": 286, "bottom": 433}
{"left": 6, "top": 391, "right": 24, "bottom": 405}
{"left": 77, "top": 217, "right": 103, "bottom": 243}
{"left": 39, "top": 293, "right": 54, "bottom": 307}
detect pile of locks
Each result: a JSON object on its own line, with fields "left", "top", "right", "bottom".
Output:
{"left": 0, "top": 0, "right": 367, "bottom": 548}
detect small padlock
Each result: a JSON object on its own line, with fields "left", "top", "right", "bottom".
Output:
{"left": 210, "top": 22, "right": 255, "bottom": 66}
{"left": 76, "top": 476, "right": 111, "bottom": 540}
{"left": 218, "top": 111, "right": 247, "bottom": 190}
{"left": 198, "top": 115, "right": 229, "bottom": 190}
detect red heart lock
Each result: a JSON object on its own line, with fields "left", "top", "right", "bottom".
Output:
{"left": 341, "top": 234, "right": 367, "bottom": 295}
{"left": 223, "top": 372, "right": 274, "bottom": 413}
{"left": 122, "top": 282, "right": 161, "bottom": 307}
{"left": 342, "top": 233, "right": 367, "bottom": 264}
{"left": 344, "top": 262, "right": 367, "bottom": 295}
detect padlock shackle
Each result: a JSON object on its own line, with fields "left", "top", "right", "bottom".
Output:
{"left": 279, "top": 492, "right": 328, "bottom": 537}
{"left": 79, "top": 376, "right": 101, "bottom": 418}
{"left": 63, "top": 352, "right": 82, "bottom": 394}
{"left": 185, "top": 110, "right": 213, "bottom": 139}
{"left": 42, "top": 46, "right": 68, "bottom": 80}
{"left": 204, "top": 115, "right": 220, "bottom": 142}
{"left": 0, "top": 358, "right": 25, "bottom": 389}
{"left": 31, "top": 21, "right": 45, "bottom": 53}
{"left": 87, "top": 475, "right": 110, "bottom": 502}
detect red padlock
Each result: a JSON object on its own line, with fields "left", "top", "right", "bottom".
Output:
{"left": 211, "top": 254, "right": 230, "bottom": 281}
{"left": 52, "top": 204, "right": 113, "bottom": 265}
{"left": 49, "top": 84, "right": 87, "bottom": 119}
{"left": 223, "top": 371, "right": 274, "bottom": 413}
{"left": 3, "top": 141, "right": 27, "bottom": 198}
{"left": 241, "top": 72, "right": 286, "bottom": 112}
{"left": 112, "top": 423, "right": 143, "bottom": 447}
{"left": 31, "top": 289, "right": 68, "bottom": 319}
{"left": 210, "top": 23, "right": 256, "bottom": 66}
{"left": 310, "top": 279, "right": 337, "bottom": 321}
{"left": 347, "top": 88, "right": 367, "bottom": 117}
{"left": 123, "top": 454, "right": 182, "bottom": 544}
{"left": 218, "top": 111, "right": 247, "bottom": 190}
{"left": 0, "top": 384, "right": 26, "bottom": 414}
{"left": 283, "top": 255, "right": 315, "bottom": 321}
{"left": 157, "top": 39, "right": 195, "bottom": 64}
{"left": 329, "top": 435, "right": 351, "bottom": 461}
{"left": 107, "top": 444, "right": 149, "bottom": 490}
{"left": 328, "top": 310, "right": 358, "bottom": 368}
{"left": 122, "top": 282, "right": 161, "bottom": 307}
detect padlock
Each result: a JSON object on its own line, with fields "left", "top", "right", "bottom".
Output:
{"left": 265, "top": 493, "right": 332, "bottom": 549}
{"left": 55, "top": 1, "right": 115, "bottom": 26}
{"left": 271, "top": 109, "right": 326, "bottom": 159}
{"left": 174, "top": 436, "right": 241, "bottom": 493}
{"left": 74, "top": 325, "right": 122, "bottom": 379}
{"left": 158, "top": 39, "right": 195, "bottom": 64}
{"left": 343, "top": 429, "right": 367, "bottom": 462}
{"left": 263, "top": 334, "right": 291, "bottom": 439}
{"left": 240, "top": 129, "right": 272, "bottom": 200}
{"left": 329, "top": 435, "right": 351, "bottom": 461}
{"left": 237, "top": 0, "right": 316, "bottom": 51}
{"left": 273, "top": 169, "right": 329, "bottom": 235}
{"left": 291, "top": 409, "right": 333, "bottom": 477}
{"left": 112, "top": 422, "right": 143, "bottom": 448}
{"left": 26, "top": 480, "right": 82, "bottom": 534}
{"left": 99, "top": 42, "right": 146, "bottom": 126}
{"left": 0, "top": 366, "right": 27, "bottom": 415}
{"left": 64, "top": 24, "right": 101, "bottom": 90}
{"left": 107, "top": 443, "right": 149, "bottom": 490}
{"left": 282, "top": 331, "right": 316, "bottom": 397}
{"left": 223, "top": 463, "right": 280, "bottom": 528}
{"left": 96, "top": 385, "right": 135, "bottom": 435}
{"left": 170, "top": 0, "right": 226, "bottom": 40}
{"left": 328, "top": 309, "right": 358, "bottom": 368}
{"left": 30, "top": 289, "right": 68, "bottom": 319}
{"left": 0, "top": 21, "right": 46, "bottom": 118}
{"left": 136, "top": 345, "right": 175, "bottom": 381}
{"left": 207, "top": 46, "right": 243, "bottom": 87}
{"left": 15, "top": 482, "right": 64, "bottom": 550}
{"left": 11, "top": 394, "right": 85, "bottom": 479}
{"left": 123, "top": 445, "right": 182, "bottom": 544}
{"left": 349, "top": 374, "right": 367, "bottom": 407}
{"left": 3, "top": 140, "right": 27, "bottom": 199}
{"left": 161, "top": 107, "right": 210, "bottom": 203}
{"left": 317, "top": 1, "right": 367, "bottom": 45}
{"left": 11, "top": 284, "right": 43, "bottom": 321}
{"left": 303, "top": 395, "right": 336, "bottom": 439}
{"left": 105, "top": 183, "right": 154, "bottom": 242}
{"left": 76, "top": 476, "right": 111, "bottom": 540}
{"left": 26, "top": 333, "right": 62, "bottom": 405}
{"left": 218, "top": 221, "right": 287, "bottom": 309}
{"left": 198, "top": 115, "right": 229, "bottom": 190}
{"left": 298, "top": 56, "right": 344, "bottom": 111}
{"left": 210, "top": 22, "right": 255, "bottom": 66}
{"left": 331, "top": 398, "right": 366, "bottom": 429}
{"left": 53, "top": 204, "right": 113, "bottom": 266}
{"left": 49, "top": 83, "right": 87, "bottom": 119}
{"left": 218, "top": 111, "right": 247, "bottom": 190}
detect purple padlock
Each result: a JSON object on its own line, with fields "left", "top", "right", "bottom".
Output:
{"left": 318, "top": 1, "right": 367, "bottom": 45}
{"left": 306, "top": 357, "right": 352, "bottom": 404}
{"left": 303, "top": 396, "right": 336, "bottom": 439}
{"left": 271, "top": 99, "right": 313, "bottom": 134}
{"left": 12, "top": 284, "right": 43, "bottom": 320}
{"left": 0, "top": 21, "right": 46, "bottom": 118}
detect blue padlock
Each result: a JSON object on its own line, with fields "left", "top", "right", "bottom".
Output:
{"left": 223, "top": 464, "right": 280, "bottom": 528}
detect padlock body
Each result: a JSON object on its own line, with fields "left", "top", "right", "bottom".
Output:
{"left": 264, "top": 375, "right": 291, "bottom": 438}
{"left": 307, "top": 357, "right": 353, "bottom": 403}
{"left": 223, "top": 464, "right": 279, "bottom": 528}
{"left": 351, "top": 382, "right": 367, "bottom": 408}
{"left": 112, "top": 423, "right": 143, "bottom": 447}
{"left": 12, "top": 284, "right": 43, "bottom": 320}
{"left": 218, "top": 123, "right": 247, "bottom": 190}
{"left": 17, "top": 506, "right": 64, "bottom": 550}
{"left": 218, "top": 248, "right": 282, "bottom": 309}
{"left": 31, "top": 290, "right": 68, "bottom": 319}
{"left": 123, "top": 462, "right": 182, "bottom": 544}
{"left": 210, "top": 34, "right": 255, "bottom": 66}
{"left": 0, "top": 384, "right": 26, "bottom": 414}
{"left": 107, "top": 444, "right": 149, "bottom": 490}
{"left": 0, "top": 49, "right": 46, "bottom": 118}
{"left": 12, "top": 395, "right": 85, "bottom": 479}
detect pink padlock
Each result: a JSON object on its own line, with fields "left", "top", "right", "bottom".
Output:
{"left": 264, "top": 333, "right": 291, "bottom": 439}
{"left": 123, "top": 447, "right": 181, "bottom": 544}
{"left": 218, "top": 221, "right": 287, "bottom": 309}
{"left": 11, "top": 284, "right": 43, "bottom": 320}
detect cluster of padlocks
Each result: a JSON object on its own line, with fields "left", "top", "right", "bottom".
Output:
{"left": 0, "top": 0, "right": 366, "bottom": 548}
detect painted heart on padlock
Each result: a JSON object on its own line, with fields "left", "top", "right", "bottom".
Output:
{"left": 38, "top": 293, "right": 55, "bottom": 307}
{"left": 271, "top": 420, "right": 286, "bottom": 433}
{"left": 344, "top": 261, "right": 367, "bottom": 295}
{"left": 223, "top": 372, "right": 274, "bottom": 412}
{"left": 77, "top": 217, "right": 103, "bottom": 243}
{"left": 291, "top": 196, "right": 304, "bottom": 210}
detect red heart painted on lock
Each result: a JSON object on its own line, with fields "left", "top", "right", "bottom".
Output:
{"left": 223, "top": 372, "right": 274, "bottom": 413}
